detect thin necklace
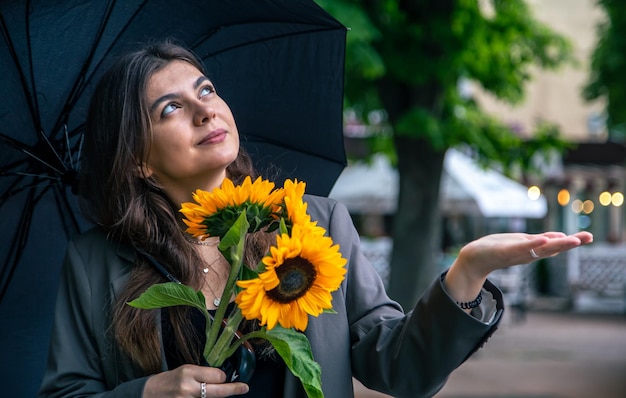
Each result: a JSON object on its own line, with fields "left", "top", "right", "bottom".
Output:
{"left": 202, "top": 255, "right": 225, "bottom": 307}
{"left": 183, "top": 234, "right": 220, "bottom": 246}
{"left": 204, "top": 281, "right": 222, "bottom": 307}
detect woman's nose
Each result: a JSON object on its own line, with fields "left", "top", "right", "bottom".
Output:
{"left": 194, "top": 103, "right": 216, "bottom": 125}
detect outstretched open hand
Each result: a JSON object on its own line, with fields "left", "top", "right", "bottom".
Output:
{"left": 458, "top": 231, "right": 594, "bottom": 278}
{"left": 444, "top": 231, "right": 593, "bottom": 307}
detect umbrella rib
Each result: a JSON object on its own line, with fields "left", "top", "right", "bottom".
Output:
{"left": 81, "top": 1, "right": 192, "bottom": 87}
{"left": 0, "top": 132, "right": 65, "bottom": 175}
{"left": 0, "top": 187, "right": 38, "bottom": 304}
{"left": 13, "top": 172, "right": 61, "bottom": 180}
{"left": 0, "top": 6, "right": 41, "bottom": 133}
{"left": 0, "top": 6, "right": 72, "bottom": 178}
{"left": 64, "top": 125, "right": 75, "bottom": 170}
{"left": 20, "top": 147, "right": 64, "bottom": 175}
{"left": 0, "top": 176, "right": 59, "bottom": 204}
{"left": 0, "top": 131, "right": 27, "bottom": 149}
{"left": 25, "top": 0, "right": 43, "bottom": 131}
{"left": 52, "top": 183, "right": 82, "bottom": 236}
{"left": 194, "top": 25, "right": 343, "bottom": 59}
{"left": 38, "top": 128, "right": 68, "bottom": 173}
{"left": 0, "top": 173, "right": 27, "bottom": 203}
{"left": 76, "top": 133, "right": 85, "bottom": 171}
{"left": 52, "top": 0, "right": 121, "bottom": 140}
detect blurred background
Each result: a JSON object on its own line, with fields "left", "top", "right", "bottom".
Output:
{"left": 315, "top": 0, "right": 626, "bottom": 397}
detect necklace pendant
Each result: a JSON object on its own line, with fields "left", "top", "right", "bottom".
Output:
{"left": 213, "top": 298, "right": 221, "bottom": 307}
{"left": 203, "top": 267, "right": 209, "bottom": 274}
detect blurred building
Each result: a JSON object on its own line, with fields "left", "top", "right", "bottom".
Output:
{"left": 473, "top": 0, "right": 626, "bottom": 310}
{"left": 474, "top": 0, "right": 625, "bottom": 240}
{"left": 337, "top": 0, "right": 626, "bottom": 311}
{"left": 476, "top": 0, "right": 606, "bottom": 142}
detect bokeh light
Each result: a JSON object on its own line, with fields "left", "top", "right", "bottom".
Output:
{"left": 612, "top": 192, "right": 624, "bottom": 207}
{"left": 578, "top": 214, "right": 591, "bottom": 229}
{"left": 527, "top": 185, "right": 541, "bottom": 200}
{"left": 582, "top": 200, "right": 594, "bottom": 214}
{"left": 557, "top": 189, "right": 570, "bottom": 206}
{"left": 599, "top": 191, "right": 612, "bottom": 206}
{"left": 571, "top": 199, "right": 583, "bottom": 213}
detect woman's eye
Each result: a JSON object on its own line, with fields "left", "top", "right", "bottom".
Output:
{"left": 161, "top": 103, "right": 179, "bottom": 117}
{"left": 200, "top": 85, "right": 215, "bottom": 98}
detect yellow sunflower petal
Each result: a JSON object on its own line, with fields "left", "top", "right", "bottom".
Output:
{"left": 289, "top": 304, "right": 309, "bottom": 331}
{"left": 264, "top": 300, "right": 282, "bottom": 330}
{"left": 258, "top": 268, "right": 280, "bottom": 290}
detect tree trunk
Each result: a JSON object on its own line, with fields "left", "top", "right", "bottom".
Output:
{"left": 370, "top": 0, "right": 451, "bottom": 305}
{"left": 376, "top": 70, "right": 447, "bottom": 309}
{"left": 387, "top": 135, "right": 445, "bottom": 310}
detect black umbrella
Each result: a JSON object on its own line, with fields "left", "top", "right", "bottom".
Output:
{"left": 0, "top": 1, "right": 346, "bottom": 396}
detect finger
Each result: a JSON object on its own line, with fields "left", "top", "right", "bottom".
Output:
{"left": 572, "top": 231, "right": 594, "bottom": 244}
{"left": 539, "top": 231, "right": 567, "bottom": 239}
{"left": 517, "top": 236, "right": 549, "bottom": 251}
{"left": 197, "top": 367, "right": 227, "bottom": 384}
{"left": 521, "top": 237, "right": 581, "bottom": 261}
{"left": 202, "top": 382, "right": 249, "bottom": 397}
{"left": 532, "top": 238, "right": 587, "bottom": 259}
{"left": 541, "top": 231, "right": 593, "bottom": 245}
{"left": 178, "top": 365, "right": 226, "bottom": 386}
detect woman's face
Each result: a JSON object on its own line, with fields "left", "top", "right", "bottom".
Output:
{"left": 143, "top": 60, "right": 240, "bottom": 198}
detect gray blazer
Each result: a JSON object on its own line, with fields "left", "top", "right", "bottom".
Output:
{"left": 39, "top": 195, "right": 502, "bottom": 398}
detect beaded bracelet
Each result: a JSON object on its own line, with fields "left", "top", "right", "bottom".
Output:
{"left": 456, "top": 292, "right": 482, "bottom": 309}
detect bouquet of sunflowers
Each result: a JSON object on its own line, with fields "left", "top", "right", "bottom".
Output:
{"left": 129, "top": 177, "right": 347, "bottom": 398}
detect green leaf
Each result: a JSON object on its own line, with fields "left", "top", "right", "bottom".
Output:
{"left": 218, "top": 210, "right": 250, "bottom": 265}
{"left": 219, "top": 210, "right": 248, "bottom": 251}
{"left": 265, "top": 221, "right": 280, "bottom": 233}
{"left": 279, "top": 217, "right": 289, "bottom": 235}
{"left": 261, "top": 326, "right": 323, "bottom": 398}
{"left": 240, "top": 264, "right": 259, "bottom": 281}
{"left": 127, "top": 282, "right": 206, "bottom": 314}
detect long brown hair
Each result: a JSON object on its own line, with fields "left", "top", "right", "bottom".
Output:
{"left": 81, "top": 41, "right": 271, "bottom": 372}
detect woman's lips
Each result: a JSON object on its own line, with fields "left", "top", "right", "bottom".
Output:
{"left": 198, "top": 129, "right": 227, "bottom": 145}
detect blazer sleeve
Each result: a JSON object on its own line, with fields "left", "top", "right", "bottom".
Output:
{"left": 318, "top": 198, "right": 502, "bottom": 397}
{"left": 38, "top": 238, "right": 148, "bottom": 397}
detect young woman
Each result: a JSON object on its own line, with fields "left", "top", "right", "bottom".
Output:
{"left": 39, "top": 42, "right": 592, "bottom": 398}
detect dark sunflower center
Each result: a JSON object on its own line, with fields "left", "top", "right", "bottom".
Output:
{"left": 267, "top": 257, "right": 317, "bottom": 303}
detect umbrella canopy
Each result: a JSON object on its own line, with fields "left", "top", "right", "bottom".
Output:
{"left": 0, "top": 1, "right": 346, "bottom": 396}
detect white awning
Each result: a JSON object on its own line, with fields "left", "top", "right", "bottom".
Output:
{"left": 441, "top": 149, "right": 547, "bottom": 218}
{"left": 328, "top": 154, "right": 399, "bottom": 214}
{"left": 329, "top": 149, "right": 547, "bottom": 218}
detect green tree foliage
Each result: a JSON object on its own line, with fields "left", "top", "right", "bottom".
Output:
{"left": 584, "top": 0, "right": 626, "bottom": 140}
{"left": 317, "top": 0, "right": 573, "bottom": 307}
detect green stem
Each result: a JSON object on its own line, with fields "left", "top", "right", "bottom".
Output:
{"left": 206, "top": 308, "right": 244, "bottom": 366}
{"left": 220, "top": 329, "right": 267, "bottom": 360}
{"left": 204, "top": 228, "right": 247, "bottom": 364}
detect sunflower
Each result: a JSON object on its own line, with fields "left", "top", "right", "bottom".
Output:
{"left": 280, "top": 180, "right": 310, "bottom": 225}
{"left": 235, "top": 223, "right": 347, "bottom": 331}
{"left": 180, "top": 176, "right": 285, "bottom": 238}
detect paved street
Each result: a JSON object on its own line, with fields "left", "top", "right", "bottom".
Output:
{"left": 354, "top": 307, "right": 626, "bottom": 398}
